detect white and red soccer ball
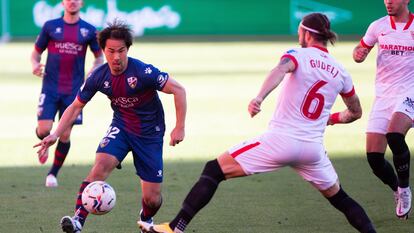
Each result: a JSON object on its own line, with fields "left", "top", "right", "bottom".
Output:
{"left": 81, "top": 181, "right": 116, "bottom": 215}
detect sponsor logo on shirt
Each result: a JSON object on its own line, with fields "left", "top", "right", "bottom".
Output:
{"left": 54, "top": 42, "right": 83, "bottom": 55}
{"left": 286, "top": 49, "right": 297, "bottom": 54}
{"left": 127, "top": 77, "right": 138, "bottom": 89}
{"left": 111, "top": 96, "right": 140, "bottom": 108}
{"left": 80, "top": 28, "right": 89, "bottom": 37}
{"left": 410, "top": 31, "right": 414, "bottom": 40}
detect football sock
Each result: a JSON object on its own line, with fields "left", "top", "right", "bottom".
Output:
{"left": 74, "top": 181, "right": 90, "bottom": 226}
{"left": 386, "top": 133, "right": 411, "bottom": 188}
{"left": 328, "top": 187, "right": 376, "bottom": 233}
{"left": 170, "top": 159, "right": 225, "bottom": 232}
{"left": 48, "top": 140, "right": 70, "bottom": 177}
{"left": 141, "top": 196, "right": 162, "bottom": 221}
{"left": 367, "top": 152, "right": 398, "bottom": 191}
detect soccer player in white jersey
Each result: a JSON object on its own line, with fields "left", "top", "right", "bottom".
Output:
{"left": 138, "top": 13, "right": 376, "bottom": 233}
{"left": 353, "top": 0, "right": 412, "bottom": 219}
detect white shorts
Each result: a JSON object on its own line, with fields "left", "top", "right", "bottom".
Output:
{"left": 228, "top": 131, "right": 338, "bottom": 191}
{"left": 367, "top": 94, "right": 414, "bottom": 134}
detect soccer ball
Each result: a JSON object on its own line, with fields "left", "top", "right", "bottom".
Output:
{"left": 81, "top": 181, "right": 116, "bottom": 215}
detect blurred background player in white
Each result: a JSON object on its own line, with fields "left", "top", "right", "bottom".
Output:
{"left": 353, "top": 0, "right": 412, "bottom": 219}
{"left": 31, "top": 0, "right": 103, "bottom": 187}
{"left": 139, "top": 13, "right": 376, "bottom": 233}
{"left": 35, "top": 20, "right": 186, "bottom": 233}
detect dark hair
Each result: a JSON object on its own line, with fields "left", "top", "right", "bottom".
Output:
{"left": 98, "top": 19, "right": 133, "bottom": 49}
{"left": 302, "top": 13, "right": 337, "bottom": 45}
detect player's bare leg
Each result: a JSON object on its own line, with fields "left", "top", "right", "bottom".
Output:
{"left": 321, "top": 181, "right": 376, "bottom": 233}
{"left": 387, "top": 112, "right": 412, "bottom": 219}
{"left": 139, "top": 152, "right": 246, "bottom": 233}
{"left": 36, "top": 120, "right": 53, "bottom": 164}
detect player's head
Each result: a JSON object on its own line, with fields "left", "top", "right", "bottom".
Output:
{"left": 298, "top": 13, "right": 337, "bottom": 48}
{"left": 384, "top": 0, "right": 410, "bottom": 16}
{"left": 62, "top": 0, "right": 83, "bottom": 16}
{"left": 98, "top": 20, "right": 133, "bottom": 75}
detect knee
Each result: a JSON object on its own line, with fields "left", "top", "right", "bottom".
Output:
{"left": 201, "top": 159, "right": 225, "bottom": 184}
{"left": 386, "top": 132, "right": 404, "bottom": 146}
{"left": 36, "top": 127, "right": 50, "bottom": 139}
{"left": 366, "top": 152, "right": 385, "bottom": 168}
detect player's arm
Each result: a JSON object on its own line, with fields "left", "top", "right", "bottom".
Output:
{"left": 248, "top": 56, "right": 296, "bottom": 117}
{"left": 160, "top": 77, "right": 187, "bottom": 146}
{"left": 87, "top": 52, "right": 104, "bottom": 77}
{"left": 34, "top": 98, "right": 86, "bottom": 154}
{"left": 31, "top": 49, "right": 45, "bottom": 77}
{"left": 328, "top": 94, "right": 362, "bottom": 125}
{"left": 353, "top": 42, "right": 372, "bottom": 63}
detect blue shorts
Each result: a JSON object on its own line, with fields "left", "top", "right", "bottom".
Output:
{"left": 37, "top": 92, "right": 83, "bottom": 124}
{"left": 96, "top": 124, "right": 164, "bottom": 183}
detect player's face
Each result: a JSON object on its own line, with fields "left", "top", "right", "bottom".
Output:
{"left": 298, "top": 26, "right": 307, "bottom": 48}
{"left": 384, "top": 0, "right": 409, "bottom": 16}
{"left": 104, "top": 39, "right": 129, "bottom": 75}
{"left": 62, "top": 0, "right": 83, "bottom": 15}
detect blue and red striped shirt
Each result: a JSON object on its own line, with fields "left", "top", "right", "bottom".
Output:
{"left": 77, "top": 57, "right": 169, "bottom": 139}
{"left": 35, "top": 17, "right": 101, "bottom": 95}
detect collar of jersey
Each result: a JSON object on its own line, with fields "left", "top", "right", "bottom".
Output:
{"left": 311, "top": 45, "right": 329, "bottom": 53}
{"left": 390, "top": 12, "right": 414, "bottom": 30}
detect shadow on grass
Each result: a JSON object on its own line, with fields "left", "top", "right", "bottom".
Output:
{"left": 1, "top": 155, "right": 413, "bottom": 233}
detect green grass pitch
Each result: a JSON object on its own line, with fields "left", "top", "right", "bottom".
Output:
{"left": 0, "top": 41, "right": 413, "bottom": 232}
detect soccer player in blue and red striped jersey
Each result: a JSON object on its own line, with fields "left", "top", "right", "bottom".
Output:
{"left": 34, "top": 20, "right": 187, "bottom": 233}
{"left": 31, "top": 0, "right": 103, "bottom": 188}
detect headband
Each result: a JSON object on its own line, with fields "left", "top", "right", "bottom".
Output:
{"left": 299, "top": 22, "right": 321, "bottom": 34}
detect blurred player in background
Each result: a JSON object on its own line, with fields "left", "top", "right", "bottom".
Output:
{"left": 35, "top": 20, "right": 187, "bottom": 233}
{"left": 353, "top": 0, "right": 412, "bottom": 219}
{"left": 31, "top": 0, "right": 103, "bottom": 187}
{"left": 139, "top": 13, "right": 376, "bottom": 233}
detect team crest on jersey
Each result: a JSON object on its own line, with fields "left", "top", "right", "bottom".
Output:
{"left": 55, "top": 27, "right": 62, "bottom": 34}
{"left": 80, "top": 28, "right": 89, "bottom": 37}
{"left": 100, "top": 138, "right": 110, "bottom": 148}
{"left": 157, "top": 74, "right": 168, "bottom": 86}
{"left": 127, "top": 77, "right": 138, "bottom": 89}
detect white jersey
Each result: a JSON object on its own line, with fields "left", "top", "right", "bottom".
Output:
{"left": 268, "top": 46, "right": 354, "bottom": 143}
{"left": 361, "top": 14, "right": 414, "bottom": 98}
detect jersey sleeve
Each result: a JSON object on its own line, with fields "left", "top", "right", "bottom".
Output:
{"left": 142, "top": 64, "right": 169, "bottom": 91}
{"left": 280, "top": 48, "right": 299, "bottom": 71}
{"left": 34, "top": 22, "right": 50, "bottom": 53}
{"left": 361, "top": 21, "right": 378, "bottom": 49}
{"left": 77, "top": 72, "right": 99, "bottom": 104}
{"left": 339, "top": 71, "right": 355, "bottom": 98}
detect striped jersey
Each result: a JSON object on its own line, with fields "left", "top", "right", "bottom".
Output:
{"left": 77, "top": 57, "right": 169, "bottom": 139}
{"left": 35, "top": 17, "right": 101, "bottom": 95}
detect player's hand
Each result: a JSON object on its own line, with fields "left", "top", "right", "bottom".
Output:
{"left": 169, "top": 126, "right": 185, "bottom": 146}
{"left": 248, "top": 97, "right": 263, "bottom": 118}
{"left": 32, "top": 63, "right": 45, "bottom": 77}
{"left": 353, "top": 47, "right": 369, "bottom": 63}
{"left": 33, "top": 134, "right": 58, "bottom": 162}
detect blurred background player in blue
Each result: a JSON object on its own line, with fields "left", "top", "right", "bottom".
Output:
{"left": 139, "top": 13, "right": 376, "bottom": 233}
{"left": 34, "top": 20, "right": 187, "bottom": 233}
{"left": 30, "top": 0, "right": 103, "bottom": 187}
